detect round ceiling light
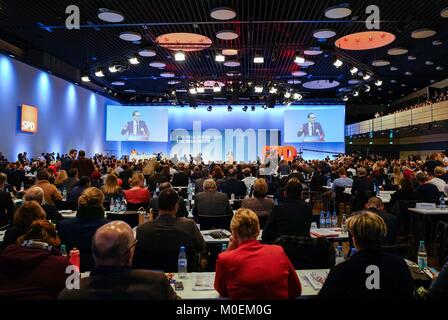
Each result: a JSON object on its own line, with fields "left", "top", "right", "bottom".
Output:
{"left": 291, "top": 71, "right": 307, "bottom": 76}
{"left": 304, "top": 49, "right": 323, "bottom": 55}
{"left": 425, "top": 60, "right": 434, "bottom": 65}
{"left": 441, "top": 7, "right": 448, "bottom": 18}
{"left": 411, "top": 28, "right": 437, "bottom": 39}
{"left": 303, "top": 80, "right": 340, "bottom": 89}
{"left": 390, "top": 66, "right": 398, "bottom": 71}
{"left": 160, "top": 72, "right": 175, "bottom": 78}
{"left": 226, "top": 71, "right": 242, "bottom": 77}
{"left": 216, "top": 30, "right": 239, "bottom": 40}
{"left": 210, "top": 7, "right": 236, "bottom": 20}
{"left": 313, "top": 29, "right": 337, "bottom": 39}
{"left": 405, "top": 71, "right": 412, "bottom": 76}
{"left": 335, "top": 31, "right": 395, "bottom": 50}
{"left": 407, "top": 55, "right": 417, "bottom": 60}
{"left": 372, "top": 59, "right": 390, "bottom": 67}
{"left": 390, "top": 80, "right": 397, "bottom": 83}
{"left": 155, "top": 33, "right": 212, "bottom": 52}
{"left": 204, "top": 81, "right": 225, "bottom": 88}
{"left": 168, "top": 80, "right": 180, "bottom": 85}
{"left": 224, "top": 60, "right": 240, "bottom": 67}
{"left": 296, "top": 60, "right": 314, "bottom": 67}
{"left": 433, "top": 40, "right": 443, "bottom": 46}
{"left": 287, "top": 79, "right": 301, "bottom": 84}
{"left": 111, "top": 81, "right": 125, "bottom": 86}
{"left": 119, "top": 31, "right": 142, "bottom": 42}
{"left": 222, "top": 49, "right": 238, "bottom": 56}
{"left": 325, "top": 5, "right": 352, "bottom": 19}
{"left": 149, "top": 61, "right": 166, "bottom": 68}
{"left": 348, "top": 79, "right": 361, "bottom": 85}
{"left": 387, "top": 47, "right": 408, "bottom": 55}
{"left": 138, "top": 49, "right": 157, "bottom": 57}
{"left": 98, "top": 8, "right": 124, "bottom": 23}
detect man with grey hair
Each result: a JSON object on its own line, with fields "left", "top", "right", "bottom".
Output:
{"left": 59, "top": 221, "right": 178, "bottom": 300}
{"left": 193, "top": 179, "right": 233, "bottom": 218}
{"left": 24, "top": 187, "right": 63, "bottom": 221}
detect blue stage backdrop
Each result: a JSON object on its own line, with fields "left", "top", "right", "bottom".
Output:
{"left": 108, "top": 105, "right": 345, "bottom": 161}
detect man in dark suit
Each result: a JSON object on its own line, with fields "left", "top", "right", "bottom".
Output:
{"left": 60, "top": 149, "right": 77, "bottom": 172}
{"left": 71, "top": 150, "right": 94, "bottom": 179}
{"left": 59, "top": 221, "right": 179, "bottom": 300}
{"left": 121, "top": 111, "right": 149, "bottom": 141}
{"left": 318, "top": 211, "right": 414, "bottom": 299}
{"left": 149, "top": 182, "right": 188, "bottom": 218}
{"left": 365, "top": 197, "right": 398, "bottom": 245}
{"left": 219, "top": 169, "right": 247, "bottom": 198}
{"left": 262, "top": 178, "right": 312, "bottom": 244}
{"left": 297, "top": 113, "right": 325, "bottom": 141}
{"left": 193, "top": 179, "right": 233, "bottom": 217}
{"left": 134, "top": 189, "right": 204, "bottom": 270}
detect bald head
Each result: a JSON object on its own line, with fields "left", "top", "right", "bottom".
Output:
{"left": 92, "top": 221, "right": 135, "bottom": 267}
{"left": 25, "top": 187, "right": 44, "bottom": 204}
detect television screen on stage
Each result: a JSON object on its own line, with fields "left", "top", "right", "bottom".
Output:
{"left": 283, "top": 105, "right": 345, "bottom": 143}
{"left": 106, "top": 105, "right": 168, "bottom": 142}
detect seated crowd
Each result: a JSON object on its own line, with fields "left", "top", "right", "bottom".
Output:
{"left": 0, "top": 149, "right": 447, "bottom": 300}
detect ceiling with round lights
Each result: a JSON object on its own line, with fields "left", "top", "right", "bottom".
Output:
{"left": 303, "top": 80, "right": 340, "bottom": 89}
{"left": 335, "top": 31, "right": 396, "bottom": 50}
{"left": 155, "top": 33, "right": 212, "bottom": 51}
{"left": 2, "top": 0, "right": 447, "bottom": 112}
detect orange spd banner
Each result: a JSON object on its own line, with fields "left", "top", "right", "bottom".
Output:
{"left": 21, "top": 104, "right": 38, "bottom": 133}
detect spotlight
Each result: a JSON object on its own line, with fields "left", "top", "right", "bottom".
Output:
{"left": 375, "top": 80, "right": 383, "bottom": 86}
{"left": 174, "top": 51, "right": 186, "bottom": 61}
{"left": 129, "top": 57, "right": 140, "bottom": 65}
{"left": 363, "top": 74, "right": 371, "bottom": 80}
{"left": 293, "top": 93, "right": 303, "bottom": 100}
{"left": 254, "top": 86, "right": 263, "bottom": 93}
{"left": 365, "top": 85, "right": 371, "bottom": 92}
{"left": 207, "top": 106, "right": 212, "bottom": 112}
{"left": 342, "top": 96, "right": 349, "bottom": 101}
{"left": 95, "top": 70, "right": 105, "bottom": 77}
{"left": 242, "top": 106, "right": 248, "bottom": 112}
{"left": 108, "top": 65, "right": 118, "bottom": 73}
{"left": 228, "top": 105, "right": 233, "bottom": 112}
{"left": 284, "top": 92, "right": 291, "bottom": 99}
{"left": 215, "top": 53, "right": 225, "bottom": 62}
{"left": 269, "top": 87, "right": 278, "bottom": 94}
{"left": 251, "top": 106, "right": 256, "bottom": 111}
{"left": 254, "top": 54, "right": 264, "bottom": 64}
{"left": 213, "top": 83, "right": 221, "bottom": 92}
{"left": 294, "top": 54, "right": 305, "bottom": 64}
{"left": 353, "top": 90, "right": 359, "bottom": 97}
{"left": 197, "top": 87, "right": 205, "bottom": 93}
{"left": 333, "top": 58, "right": 343, "bottom": 68}
{"left": 189, "top": 87, "right": 197, "bottom": 94}
{"left": 81, "top": 76, "right": 90, "bottom": 82}
{"left": 350, "top": 66, "right": 358, "bottom": 75}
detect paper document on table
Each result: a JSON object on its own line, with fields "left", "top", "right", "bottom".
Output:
{"left": 304, "top": 270, "right": 329, "bottom": 290}
{"left": 192, "top": 273, "right": 215, "bottom": 291}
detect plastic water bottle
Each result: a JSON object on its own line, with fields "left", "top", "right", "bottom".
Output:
{"left": 335, "top": 246, "right": 345, "bottom": 265}
{"left": 439, "top": 195, "right": 446, "bottom": 209}
{"left": 60, "top": 245, "right": 68, "bottom": 258}
{"left": 178, "top": 246, "right": 188, "bottom": 279}
{"left": 62, "top": 187, "right": 67, "bottom": 201}
{"left": 69, "top": 248, "right": 80, "bottom": 270}
{"left": 120, "top": 200, "right": 127, "bottom": 213}
{"left": 375, "top": 183, "right": 380, "bottom": 196}
{"left": 221, "top": 244, "right": 227, "bottom": 252}
{"left": 341, "top": 214, "right": 348, "bottom": 233}
{"left": 155, "top": 183, "right": 160, "bottom": 196}
{"left": 351, "top": 247, "right": 357, "bottom": 256}
{"left": 418, "top": 240, "right": 428, "bottom": 270}
{"left": 319, "top": 211, "right": 326, "bottom": 228}
{"left": 110, "top": 198, "right": 115, "bottom": 212}
{"left": 20, "top": 182, "right": 24, "bottom": 192}
{"left": 325, "top": 212, "right": 331, "bottom": 228}
{"left": 331, "top": 212, "right": 338, "bottom": 228}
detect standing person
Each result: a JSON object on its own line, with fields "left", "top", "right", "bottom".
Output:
{"left": 71, "top": 150, "right": 94, "bottom": 179}
{"left": 60, "top": 149, "right": 77, "bottom": 172}
{"left": 121, "top": 111, "right": 150, "bottom": 141}
{"left": 297, "top": 113, "right": 325, "bottom": 141}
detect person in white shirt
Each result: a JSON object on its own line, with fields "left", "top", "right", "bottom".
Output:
{"left": 428, "top": 167, "right": 447, "bottom": 196}
{"left": 242, "top": 168, "right": 257, "bottom": 194}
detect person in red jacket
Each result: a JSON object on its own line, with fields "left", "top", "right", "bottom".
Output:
{"left": 214, "top": 208, "right": 302, "bottom": 300}
{"left": 0, "top": 220, "right": 70, "bottom": 299}
{"left": 124, "top": 173, "right": 150, "bottom": 205}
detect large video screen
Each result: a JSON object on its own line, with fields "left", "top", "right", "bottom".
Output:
{"left": 106, "top": 105, "right": 168, "bottom": 142}
{"left": 283, "top": 105, "right": 345, "bottom": 143}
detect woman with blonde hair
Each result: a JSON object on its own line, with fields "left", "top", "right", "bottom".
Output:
{"left": 391, "top": 166, "right": 403, "bottom": 186}
{"left": 124, "top": 172, "right": 150, "bottom": 205}
{"left": 54, "top": 170, "right": 68, "bottom": 189}
{"left": 241, "top": 178, "right": 274, "bottom": 221}
{"left": 214, "top": 208, "right": 301, "bottom": 300}
{"left": 101, "top": 174, "right": 122, "bottom": 201}
{"left": 0, "top": 220, "right": 70, "bottom": 299}
{"left": 318, "top": 211, "right": 414, "bottom": 299}
{"left": 57, "top": 187, "right": 109, "bottom": 272}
